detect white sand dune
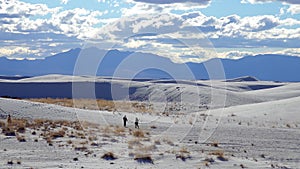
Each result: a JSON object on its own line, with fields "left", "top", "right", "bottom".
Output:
{"left": 0, "top": 75, "right": 299, "bottom": 168}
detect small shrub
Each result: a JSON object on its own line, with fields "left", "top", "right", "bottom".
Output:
{"left": 46, "top": 137, "right": 53, "bottom": 146}
{"left": 134, "top": 154, "right": 153, "bottom": 164}
{"left": 175, "top": 154, "right": 191, "bottom": 161}
{"left": 2, "top": 127, "right": 16, "bottom": 136}
{"left": 16, "top": 126, "right": 26, "bottom": 133}
{"left": 210, "top": 141, "right": 219, "bottom": 147}
{"left": 203, "top": 157, "right": 215, "bottom": 163}
{"left": 101, "top": 152, "right": 117, "bottom": 160}
{"left": 50, "top": 130, "right": 65, "bottom": 139}
{"left": 175, "top": 147, "right": 191, "bottom": 161}
{"left": 217, "top": 155, "right": 228, "bottom": 161}
{"left": 88, "top": 136, "right": 98, "bottom": 141}
{"left": 91, "top": 142, "right": 99, "bottom": 146}
{"left": 17, "top": 135, "right": 26, "bottom": 142}
{"left": 209, "top": 150, "right": 224, "bottom": 156}
{"left": 240, "top": 164, "right": 246, "bottom": 168}
{"left": 133, "top": 130, "right": 144, "bottom": 137}
{"left": 179, "top": 147, "right": 189, "bottom": 154}
{"left": 7, "top": 160, "right": 13, "bottom": 165}
{"left": 74, "top": 146, "right": 88, "bottom": 151}
{"left": 209, "top": 150, "right": 228, "bottom": 161}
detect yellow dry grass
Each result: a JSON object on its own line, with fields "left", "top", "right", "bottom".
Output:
{"left": 26, "top": 98, "right": 152, "bottom": 113}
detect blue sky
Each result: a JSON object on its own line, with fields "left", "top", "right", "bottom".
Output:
{"left": 1, "top": 0, "right": 300, "bottom": 62}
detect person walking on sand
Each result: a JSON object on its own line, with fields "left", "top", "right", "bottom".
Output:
{"left": 123, "top": 115, "right": 128, "bottom": 127}
{"left": 7, "top": 114, "right": 11, "bottom": 125}
{"left": 135, "top": 117, "right": 139, "bottom": 129}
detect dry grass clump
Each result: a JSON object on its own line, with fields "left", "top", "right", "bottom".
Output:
{"left": 7, "top": 160, "right": 13, "bottom": 165}
{"left": 209, "top": 150, "right": 228, "bottom": 161}
{"left": 74, "top": 146, "right": 88, "bottom": 152}
{"left": 46, "top": 137, "right": 53, "bottom": 146}
{"left": 101, "top": 152, "right": 117, "bottom": 160}
{"left": 175, "top": 147, "right": 191, "bottom": 161}
{"left": 134, "top": 154, "right": 154, "bottom": 164}
{"left": 16, "top": 126, "right": 26, "bottom": 133}
{"left": 2, "top": 126, "right": 16, "bottom": 136}
{"left": 3, "top": 118, "right": 27, "bottom": 135}
{"left": 0, "top": 116, "right": 102, "bottom": 154}
{"left": 133, "top": 130, "right": 145, "bottom": 138}
{"left": 49, "top": 130, "right": 66, "bottom": 139}
{"left": 210, "top": 141, "right": 219, "bottom": 147}
{"left": 16, "top": 135, "right": 26, "bottom": 142}
{"left": 88, "top": 135, "right": 98, "bottom": 141}
{"left": 10, "top": 119, "right": 28, "bottom": 127}
{"left": 240, "top": 164, "right": 246, "bottom": 168}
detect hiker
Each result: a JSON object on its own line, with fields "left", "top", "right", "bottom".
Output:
{"left": 7, "top": 114, "right": 11, "bottom": 125}
{"left": 123, "top": 115, "right": 128, "bottom": 127}
{"left": 135, "top": 117, "right": 139, "bottom": 129}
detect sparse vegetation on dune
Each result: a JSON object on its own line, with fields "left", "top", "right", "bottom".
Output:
{"left": 0, "top": 116, "right": 91, "bottom": 148}
{"left": 26, "top": 98, "right": 153, "bottom": 113}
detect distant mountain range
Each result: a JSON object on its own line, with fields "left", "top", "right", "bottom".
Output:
{"left": 1, "top": 48, "right": 300, "bottom": 82}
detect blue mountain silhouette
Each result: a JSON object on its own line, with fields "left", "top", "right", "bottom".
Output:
{"left": 0, "top": 48, "right": 299, "bottom": 82}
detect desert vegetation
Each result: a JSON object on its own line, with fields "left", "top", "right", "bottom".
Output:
{"left": 26, "top": 98, "right": 153, "bottom": 113}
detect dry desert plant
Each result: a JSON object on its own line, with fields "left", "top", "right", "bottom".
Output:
{"left": 175, "top": 147, "right": 191, "bottom": 161}
{"left": 16, "top": 135, "right": 26, "bottom": 142}
{"left": 209, "top": 150, "right": 228, "bottom": 161}
{"left": 133, "top": 130, "right": 145, "bottom": 138}
{"left": 101, "top": 152, "right": 117, "bottom": 160}
{"left": 210, "top": 141, "right": 219, "bottom": 147}
{"left": 2, "top": 126, "right": 16, "bottom": 136}
{"left": 49, "top": 129, "right": 66, "bottom": 139}
{"left": 134, "top": 154, "right": 154, "bottom": 164}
